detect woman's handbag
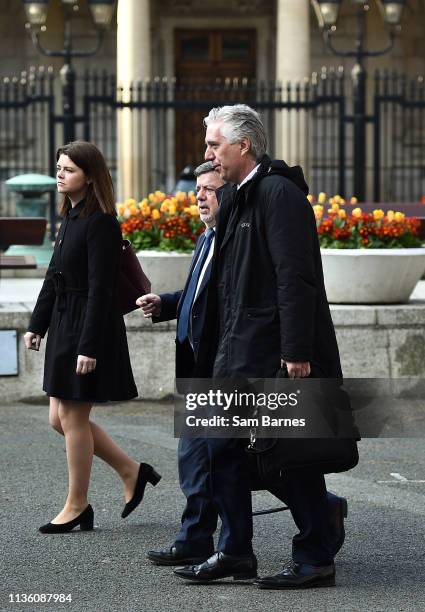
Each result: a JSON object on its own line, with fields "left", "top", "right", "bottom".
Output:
{"left": 245, "top": 367, "right": 359, "bottom": 480}
{"left": 119, "top": 239, "right": 151, "bottom": 315}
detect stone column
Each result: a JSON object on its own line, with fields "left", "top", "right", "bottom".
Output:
{"left": 275, "top": 0, "right": 311, "bottom": 175}
{"left": 117, "top": 0, "right": 151, "bottom": 201}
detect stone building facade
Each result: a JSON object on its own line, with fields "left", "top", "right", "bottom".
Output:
{"left": 0, "top": 0, "right": 424, "bottom": 200}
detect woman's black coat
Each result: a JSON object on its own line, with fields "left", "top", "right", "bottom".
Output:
{"left": 196, "top": 155, "right": 343, "bottom": 380}
{"left": 28, "top": 200, "right": 137, "bottom": 403}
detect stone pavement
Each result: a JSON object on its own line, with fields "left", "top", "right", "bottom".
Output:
{"left": 1, "top": 399, "right": 424, "bottom": 612}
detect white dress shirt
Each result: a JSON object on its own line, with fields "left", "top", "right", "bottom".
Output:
{"left": 194, "top": 227, "right": 215, "bottom": 302}
{"left": 237, "top": 164, "right": 260, "bottom": 190}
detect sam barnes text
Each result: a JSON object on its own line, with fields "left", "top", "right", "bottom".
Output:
{"left": 185, "top": 416, "right": 306, "bottom": 427}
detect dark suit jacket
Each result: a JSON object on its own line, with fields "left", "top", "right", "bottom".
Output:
{"left": 154, "top": 231, "right": 213, "bottom": 379}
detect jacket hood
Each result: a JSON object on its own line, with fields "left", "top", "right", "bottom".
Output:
{"left": 255, "top": 154, "right": 309, "bottom": 195}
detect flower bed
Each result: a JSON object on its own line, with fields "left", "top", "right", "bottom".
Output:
{"left": 310, "top": 194, "right": 422, "bottom": 249}
{"left": 307, "top": 194, "right": 425, "bottom": 303}
{"left": 117, "top": 191, "right": 203, "bottom": 252}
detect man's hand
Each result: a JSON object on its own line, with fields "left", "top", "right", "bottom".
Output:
{"left": 24, "top": 332, "right": 41, "bottom": 351}
{"left": 76, "top": 355, "right": 97, "bottom": 375}
{"left": 136, "top": 293, "right": 161, "bottom": 318}
{"left": 282, "top": 359, "right": 311, "bottom": 379}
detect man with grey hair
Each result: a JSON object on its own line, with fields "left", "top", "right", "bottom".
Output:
{"left": 137, "top": 161, "right": 222, "bottom": 565}
{"left": 137, "top": 160, "right": 221, "bottom": 378}
{"left": 140, "top": 157, "right": 347, "bottom": 571}
{"left": 173, "top": 104, "right": 357, "bottom": 588}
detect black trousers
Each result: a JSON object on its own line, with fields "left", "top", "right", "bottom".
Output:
{"left": 175, "top": 436, "right": 335, "bottom": 564}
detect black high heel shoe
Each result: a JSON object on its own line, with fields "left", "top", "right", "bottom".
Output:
{"left": 39, "top": 504, "right": 94, "bottom": 534}
{"left": 121, "top": 463, "right": 161, "bottom": 519}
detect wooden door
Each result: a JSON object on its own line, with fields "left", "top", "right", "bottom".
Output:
{"left": 174, "top": 29, "right": 256, "bottom": 175}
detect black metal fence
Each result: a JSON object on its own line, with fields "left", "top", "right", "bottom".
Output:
{"left": 0, "top": 67, "right": 55, "bottom": 216}
{"left": 0, "top": 66, "right": 424, "bottom": 217}
{"left": 374, "top": 71, "right": 425, "bottom": 202}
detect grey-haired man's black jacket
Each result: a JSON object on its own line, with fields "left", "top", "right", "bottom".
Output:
{"left": 195, "top": 154, "right": 343, "bottom": 380}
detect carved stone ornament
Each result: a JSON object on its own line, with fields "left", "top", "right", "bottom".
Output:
{"left": 160, "top": 0, "right": 273, "bottom": 16}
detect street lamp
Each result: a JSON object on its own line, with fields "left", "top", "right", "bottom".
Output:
{"left": 311, "top": 0, "right": 406, "bottom": 200}
{"left": 23, "top": 0, "right": 116, "bottom": 143}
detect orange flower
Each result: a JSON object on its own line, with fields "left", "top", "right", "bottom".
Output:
{"left": 352, "top": 207, "right": 362, "bottom": 219}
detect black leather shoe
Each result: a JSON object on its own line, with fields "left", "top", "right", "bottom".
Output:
{"left": 39, "top": 505, "right": 94, "bottom": 534}
{"left": 256, "top": 561, "right": 335, "bottom": 589}
{"left": 147, "top": 546, "right": 211, "bottom": 566}
{"left": 121, "top": 463, "right": 161, "bottom": 519}
{"left": 328, "top": 495, "right": 348, "bottom": 555}
{"left": 173, "top": 551, "right": 257, "bottom": 582}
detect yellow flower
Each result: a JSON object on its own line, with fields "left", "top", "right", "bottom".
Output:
{"left": 169, "top": 204, "right": 177, "bottom": 215}
{"left": 142, "top": 207, "right": 151, "bottom": 217}
{"left": 352, "top": 207, "right": 362, "bottom": 218}
{"left": 189, "top": 205, "right": 199, "bottom": 217}
{"left": 373, "top": 209, "right": 385, "bottom": 221}
{"left": 350, "top": 197, "right": 358, "bottom": 204}
{"left": 318, "top": 192, "right": 327, "bottom": 204}
{"left": 338, "top": 209, "right": 346, "bottom": 219}
{"left": 140, "top": 198, "right": 148, "bottom": 207}
{"left": 331, "top": 203, "right": 340, "bottom": 212}
{"left": 313, "top": 205, "right": 324, "bottom": 219}
{"left": 126, "top": 198, "right": 136, "bottom": 206}
{"left": 307, "top": 194, "right": 314, "bottom": 204}
{"left": 160, "top": 202, "right": 169, "bottom": 213}
{"left": 129, "top": 204, "right": 138, "bottom": 215}
{"left": 387, "top": 210, "right": 395, "bottom": 222}
{"left": 394, "top": 212, "right": 405, "bottom": 222}
{"left": 152, "top": 209, "right": 160, "bottom": 220}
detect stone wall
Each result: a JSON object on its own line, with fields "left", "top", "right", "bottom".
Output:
{"left": 2, "top": 1, "right": 423, "bottom": 81}
{"left": 1, "top": 301, "right": 425, "bottom": 403}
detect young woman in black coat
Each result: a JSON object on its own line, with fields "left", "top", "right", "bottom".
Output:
{"left": 24, "top": 141, "right": 160, "bottom": 533}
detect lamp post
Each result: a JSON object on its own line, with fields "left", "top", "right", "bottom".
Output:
{"left": 311, "top": 0, "right": 406, "bottom": 200}
{"left": 23, "top": 0, "right": 116, "bottom": 143}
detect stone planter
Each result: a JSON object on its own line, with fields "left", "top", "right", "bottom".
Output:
{"left": 137, "top": 250, "right": 193, "bottom": 294}
{"left": 321, "top": 248, "right": 425, "bottom": 304}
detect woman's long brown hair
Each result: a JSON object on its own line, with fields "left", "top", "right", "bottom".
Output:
{"left": 57, "top": 141, "right": 116, "bottom": 217}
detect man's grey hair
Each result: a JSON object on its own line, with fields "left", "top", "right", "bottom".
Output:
{"left": 203, "top": 104, "right": 267, "bottom": 161}
{"left": 194, "top": 160, "right": 218, "bottom": 178}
